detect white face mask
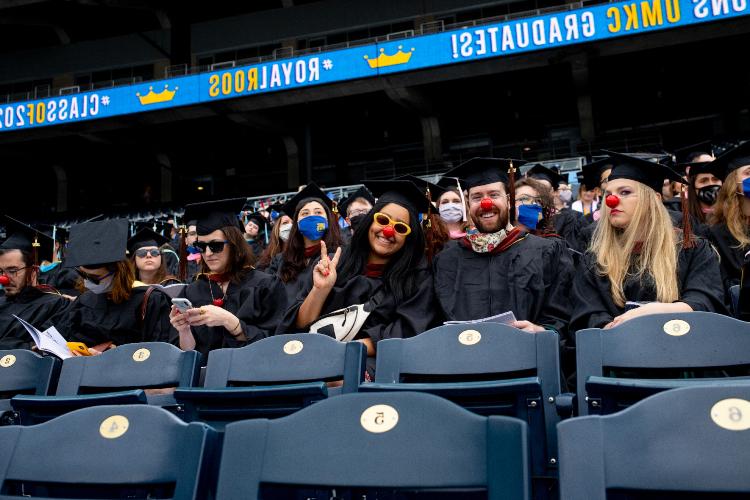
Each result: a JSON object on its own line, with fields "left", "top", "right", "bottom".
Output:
{"left": 439, "top": 203, "right": 464, "bottom": 223}
{"left": 279, "top": 223, "right": 293, "bottom": 242}
{"left": 559, "top": 190, "right": 573, "bottom": 203}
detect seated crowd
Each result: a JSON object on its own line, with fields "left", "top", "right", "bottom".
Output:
{"left": 1, "top": 142, "right": 748, "bottom": 382}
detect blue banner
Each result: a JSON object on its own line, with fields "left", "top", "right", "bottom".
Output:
{"left": 1, "top": 0, "right": 747, "bottom": 133}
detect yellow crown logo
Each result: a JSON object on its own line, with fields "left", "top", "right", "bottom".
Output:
{"left": 364, "top": 46, "right": 415, "bottom": 69}
{"left": 136, "top": 85, "right": 178, "bottom": 105}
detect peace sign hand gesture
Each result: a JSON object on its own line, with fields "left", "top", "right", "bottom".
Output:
{"left": 312, "top": 241, "right": 342, "bottom": 291}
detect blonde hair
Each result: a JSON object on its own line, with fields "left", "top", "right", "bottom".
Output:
{"left": 710, "top": 169, "right": 750, "bottom": 247}
{"left": 590, "top": 182, "right": 679, "bottom": 307}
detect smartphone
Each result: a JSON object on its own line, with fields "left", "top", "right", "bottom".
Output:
{"left": 171, "top": 298, "right": 193, "bottom": 313}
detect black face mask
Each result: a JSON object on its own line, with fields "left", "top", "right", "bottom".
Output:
{"left": 696, "top": 184, "right": 721, "bottom": 205}
{"left": 349, "top": 214, "right": 366, "bottom": 231}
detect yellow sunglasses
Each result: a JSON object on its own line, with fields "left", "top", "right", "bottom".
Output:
{"left": 373, "top": 212, "right": 412, "bottom": 235}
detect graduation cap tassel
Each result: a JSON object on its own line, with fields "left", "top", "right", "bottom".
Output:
{"left": 508, "top": 161, "right": 517, "bottom": 225}
{"left": 680, "top": 184, "right": 694, "bottom": 249}
{"left": 264, "top": 225, "right": 269, "bottom": 245}
{"left": 31, "top": 236, "right": 40, "bottom": 267}
{"left": 51, "top": 225, "right": 58, "bottom": 262}
{"left": 178, "top": 225, "right": 188, "bottom": 282}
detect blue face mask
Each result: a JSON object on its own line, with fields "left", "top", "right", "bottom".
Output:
{"left": 298, "top": 215, "right": 328, "bottom": 241}
{"left": 743, "top": 178, "right": 750, "bottom": 198}
{"left": 517, "top": 204, "right": 543, "bottom": 230}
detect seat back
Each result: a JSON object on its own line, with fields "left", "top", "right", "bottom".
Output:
{"left": 373, "top": 323, "right": 561, "bottom": 477}
{"left": 0, "top": 350, "right": 60, "bottom": 399}
{"left": 559, "top": 383, "right": 750, "bottom": 499}
{"left": 575, "top": 312, "right": 750, "bottom": 415}
{"left": 217, "top": 391, "right": 529, "bottom": 499}
{"left": 55, "top": 342, "right": 200, "bottom": 395}
{"left": 204, "top": 333, "right": 366, "bottom": 392}
{"left": 0, "top": 404, "right": 217, "bottom": 499}
{"left": 375, "top": 323, "right": 559, "bottom": 386}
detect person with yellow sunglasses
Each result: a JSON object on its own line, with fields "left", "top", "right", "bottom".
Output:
{"left": 278, "top": 180, "right": 440, "bottom": 378}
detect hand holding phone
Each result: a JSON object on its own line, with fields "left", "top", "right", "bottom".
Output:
{"left": 171, "top": 298, "right": 193, "bottom": 313}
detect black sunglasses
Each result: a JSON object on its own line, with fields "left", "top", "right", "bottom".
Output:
{"left": 134, "top": 249, "right": 161, "bottom": 258}
{"left": 75, "top": 269, "right": 113, "bottom": 285}
{"left": 193, "top": 240, "right": 230, "bottom": 254}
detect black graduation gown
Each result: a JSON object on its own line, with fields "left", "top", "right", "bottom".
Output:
{"left": 569, "top": 237, "right": 727, "bottom": 333}
{"left": 552, "top": 208, "right": 589, "bottom": 254}
{"left": 54, "top": 285, "right": 174, "bottom": 346}
{"left": 177, "top": 269, "right": 287, "bottom": 358}
{"left": 38, "top": 262, "right": 81, "bottom": 296}
{"left": 247, "top": 239, "right": 266, "bottom": 260}
{"left": 270, "top": 253, "right": 320, "bottom": 305}
{"left": 277, "top": 263, "right": 440, "bottom": 373}
{"left": 0, "top": 286, "right": 72, "bottom": 350}
{"left": 432, "top": 233, "right": 573, "bottom": 334}
{"left": 708, "top": 223, "right": 745, "bottom": 290}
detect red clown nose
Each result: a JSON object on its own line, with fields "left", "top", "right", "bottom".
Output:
{"left": 605, "top": 194, "right": 620, "bottom": 209}
{"left": 480, "top": 198, "right": 494, "bottom": 211}
{"left": 213, "top": 298, "right": 225, "bottom": 307}
{"left": 382, "top": 226, "right": 396, "bottom": 238}
{"left": 0, "top": 276, "right": 9, "bottom": 286}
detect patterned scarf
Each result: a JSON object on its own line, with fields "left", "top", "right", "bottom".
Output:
{"left": 460, "top": 226, "right": 526, "bottom": 254}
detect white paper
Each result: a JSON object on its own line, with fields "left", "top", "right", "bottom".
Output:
{"left": 13, "top": 315, "right": 72, "bottom": 359}
{"left": 444, "top": 311, "right": 517, "bottom": 326}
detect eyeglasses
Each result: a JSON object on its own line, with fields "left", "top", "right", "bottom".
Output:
{"left": 0, "top": 266, "right": 28, "bottom": 277}
{"left": 516, "top": 195, "right": 542, "bottom": 205}
{"left": 134, "top": 249, "right": 161, "bottom": 258}
{"left": 373, "top": 212, "right": 412, "bottom": 236}
{"left": 192, "top": 240, "right": 230, "bottom": 253}
{"left": 75, "top": 269, "right": 113, "bottom": 285}
{"left": 187, "top": 231, "right": 197, "bottom": 237}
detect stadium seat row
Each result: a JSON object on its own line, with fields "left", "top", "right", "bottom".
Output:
{"left": 0, "top": 385, "right": 748, "bottom": 499}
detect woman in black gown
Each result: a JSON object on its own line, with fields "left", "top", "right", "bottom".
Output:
{"left": 570, "top": 152, "right": 726, "bottom": 332}
{"left": 278, "top": 180, "right": 440, "bottom": 375}
{"left": 54, "top": 219, "right": 174, "bottom": 347}
{"left": 169, "top": 198, "right": 286, "bottom": 359}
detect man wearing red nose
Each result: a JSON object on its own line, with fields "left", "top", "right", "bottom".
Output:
{"left": 0, "top": 217, "right": 71, "bottom": 350}
{"left": 432, "top": 158, "right": 574, "bottom": 335}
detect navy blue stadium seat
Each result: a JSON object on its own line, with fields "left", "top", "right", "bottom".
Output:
{"left": 11, "top": 342, "right": 200, "bottom": 424}
{"left": 216, "top": 391, "right": 529, "bottom": 499}
{"left": 575, "top": 312, "right": 750, "bottom": 416}
{"left": 559, "top": 383, "right": 750, "bottom": 499}
{"left": 0, "top": 350, "right": 60, "bottom": 425}
{"left": 359, "top": 323, "right": 564, "bottom": 480}
{"left": 174, "top": 333, "right": 366, "bottom": 429}
{"left": 0, "top": 404, "right": 218, "bottom": 499}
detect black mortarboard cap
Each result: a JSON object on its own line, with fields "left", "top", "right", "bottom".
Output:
{"left": 281, "top": 183, "right": 333, "bottom": 217}
{"left": 397, "top": 175, "right": 447, "bottom": 202}
{"left": 673, "top": 140, "right": 715, "bottom": 165}
{"left": 127, "top": 228, "right": 170, "bottom": 254}
{"left": 526, "top": 164, "right": 563, "bottom": 191}
{"left": 182, "top": 198, "right": 246, "bottom": 236}
{"left": 337, "top": 187, "right": 375, "bottom": 217}
{"left": 580, "top": 158, "right": 615, "bottom": 190}
{"left": 0, "top": 216, "right": 54, "bottom": 264}
{"left": 684, "top": 160, "right": 724, "bottom": 180}
{"left": 65, "top": 219, "right": 129, "bottom": 268}
{"left": 363, "top": 180, "right": 431, "bottom": 214}
{"left": 603, "top": 151, "right": 685, "bottom": 193}
{"left": 441, "top": 157, "right": 521, "bottom": 191}
{"left": 708, "top": 141, "right": 750, "bottom": 182}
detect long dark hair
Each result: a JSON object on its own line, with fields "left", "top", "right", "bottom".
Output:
{"left": 198, "top": 225, "right": 256, "bottom": 283}
{"left": 687, "top": 174, "right": 711, "bottom": 224}
{"left": 279, "top": 198, "right": 342, "bottom": 283}
{"left": 336, "top": 200, "right": 426, "bottom": 302}
{"left": 257, "top": 218, "right": 287, "bottom": 269}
